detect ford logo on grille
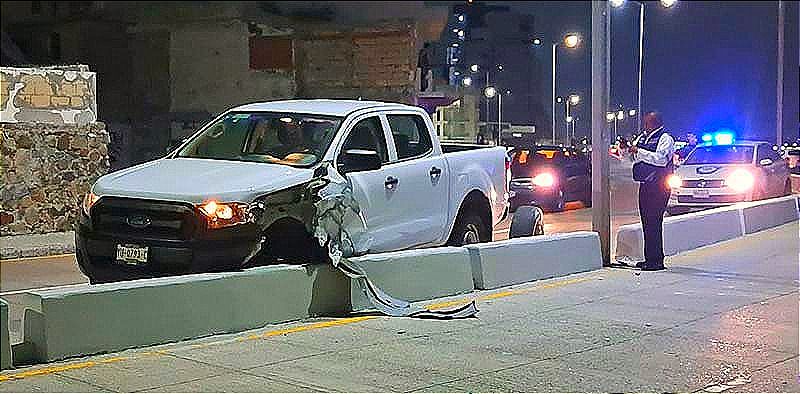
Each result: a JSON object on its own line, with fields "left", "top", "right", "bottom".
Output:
{"left": 696, "top": 166, "right": 721, "bottom": 175}
{"left": 127, "top": 215, "right": 151, "bottom": 228}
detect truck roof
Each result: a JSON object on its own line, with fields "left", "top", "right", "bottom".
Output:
{"left": 231, "top": 99, "right": 420, "bottom": 117}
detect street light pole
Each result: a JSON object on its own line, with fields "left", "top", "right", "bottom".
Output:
{"left": 498, "top": 93, "right": 502, "bottom": 145}
{"left": 777, "top": 0, "right": 784, "bottom": 144}
{"left": 636, "top": 2, "right": 645, "bottom": 135}
{"left": 552, "top": 42, "right": 558, "bottom": 144}
{"left": 592, "top": 0, "right": 611, "bottom": 265}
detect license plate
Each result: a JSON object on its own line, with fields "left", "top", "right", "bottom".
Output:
{"left": 692, "top": 189, "right": 710, "bottom": 199}
{"left": 116, "top": 244, "right": 148, "bottom": 265}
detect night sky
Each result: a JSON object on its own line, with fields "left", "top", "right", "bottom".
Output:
{"left": 503, "top": 1, "right": 799, "bottom": 142}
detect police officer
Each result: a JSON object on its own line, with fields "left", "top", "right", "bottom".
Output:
{"left": 624, "top": 111, "right": 675, "bottom": 271}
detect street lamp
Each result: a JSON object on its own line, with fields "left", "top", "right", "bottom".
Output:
{"left": 532, "top": 38, "right": 542, "bottom": 45}
{"left": 567, "top": 94, "right": 580, "bottom": 141}
{"left": 611, "top": 0, "right": 677, "bottom": 135}
{"left": 462, "top": 76, "right": 472, "bottom": 87}
{"left": 550, "top": 33, "right": 581, "bottom": 144}
{"left": 628, "top": 109, "right": 637, "bottom": 117}
{"left": 484, "top": 86, "right": 502, "bottom": 145}
{"left": 470, "top": 64, "right": 479, "bottom": 73}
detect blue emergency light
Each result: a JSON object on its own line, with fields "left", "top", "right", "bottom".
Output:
{"left": 701, "top": 130, "right": 735, "bottom": 145}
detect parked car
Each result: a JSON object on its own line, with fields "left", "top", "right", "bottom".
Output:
{"left": 508, "top": 145, "right": 592, "bottom": 212}
{"left": 667, "top": 139, "right": 791, "bottom": 215}
{"left": 76, "top": 100, "right": 517, "bottom": 283}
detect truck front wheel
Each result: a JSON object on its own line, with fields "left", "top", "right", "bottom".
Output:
{"left": 447, "top": 213, "right": 490, "bottom": 246}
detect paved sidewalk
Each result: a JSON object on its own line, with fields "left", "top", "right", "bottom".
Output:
{"left": 1, "top": 222, "right": 797, "bottom": 392}
{"left": 0, "top": 232, "right": 74, "bottom": 260}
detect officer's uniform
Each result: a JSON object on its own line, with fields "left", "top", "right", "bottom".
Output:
{"left": 628, "top": 126, "right": 675, "bottom": 269}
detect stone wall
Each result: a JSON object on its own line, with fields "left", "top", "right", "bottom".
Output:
{"left": 0, "top": 122, "right": 109, "bottom": 235}
{"left": 0, "top": 65, "right": 98, "bottom": 125}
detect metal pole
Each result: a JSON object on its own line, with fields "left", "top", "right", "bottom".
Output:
{"left": 592, "top": 0, "right": 611, "bottom": 265}
{"left": 777, "top": 0, "right": 784, "bottom": 144}
{"left": 636, "top": 2, "right": 645, "bottom": 135}
{"left": 552, "top": 43, "right": 558, "bottom": 144}
{"left": 498, "top": 94, "right": 502, "bottom": 145}
{"left": 486, "top": 70, "right": 490, "bottom": 137}
{"left": 566, "top": 101, "right": 571, "bottom": 144}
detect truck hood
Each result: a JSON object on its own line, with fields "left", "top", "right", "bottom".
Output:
{"left": 676, "top": 164, "right": 755, "bottom": 179}
{"left": 93, "top": 158, "right": 316, "bottom": 204}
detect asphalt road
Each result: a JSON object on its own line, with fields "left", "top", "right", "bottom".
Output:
{"left": 2, "top": 222, "right": 796, "bottom": 392}
{"left": 0, "top": 160, "right": 640, "bottom": 292}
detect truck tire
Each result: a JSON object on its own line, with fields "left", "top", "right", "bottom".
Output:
{"left": 509, "top": 205, "right": 544, "bottom": 238}
{"left": 447, "top": 213, "right": 490, "bottom": 246}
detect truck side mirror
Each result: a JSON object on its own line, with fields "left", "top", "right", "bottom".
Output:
{"left": 338, "top": 149, "right": 382, "bottom": 173}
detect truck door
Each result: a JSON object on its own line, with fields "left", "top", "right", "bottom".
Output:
{"left": 381, "top": 113, "right": 449, "bottom": 250}
{"left": 335, "top": 116, "right": 394, "bottom": 254}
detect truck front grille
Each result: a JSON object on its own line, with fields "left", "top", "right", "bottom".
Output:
{"left": 682, "top": 179, "right": 725, "bottom": 188}
{"left": 677, "top": 195, "right": 744, "bottom": 204}
{"left": 91, "top": 197, "right": 200, "bottom": 241}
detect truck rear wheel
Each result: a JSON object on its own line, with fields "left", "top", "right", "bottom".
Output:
{"left": 447, "top": 213, "right": 490, "bottom": 246}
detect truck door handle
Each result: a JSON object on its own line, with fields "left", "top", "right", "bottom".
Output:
{"left": 430, "top": 166, "right": 442, "bottom": 176}
{"left": 385, "top": 176, "right": 399, "bottom": 189}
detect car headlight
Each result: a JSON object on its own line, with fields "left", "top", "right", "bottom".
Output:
{"left": 725, "top": 169, "right": 754, "bottom": 192}
{"left": 666, "top": 174, "right": 682, "bottom": 189}
{"left": 198, "top": 201, "right": 250, "bottom": 229}
{"left": 532, "top": 173, "right": 555, "bottom": 187}
{"left": 82, "top": 192, "right": 100, "bottom": 216}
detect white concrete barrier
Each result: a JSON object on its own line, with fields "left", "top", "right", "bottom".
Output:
{"left": 19, "top": 264, "right": 349, "bottom": 363}
{"left": 1, "top": 298, "right": 11, "bottom": 370}
{"left": 739, "top": 195, "right": 799, "bottom": 235}
{"left": 465, "top": 232, "right": 602, "bottom": 290}
{"left": 790, "top": 174, "right": 800, "bottom": 193}
{"left": 616, "top": 196, "right": 799, "bottom": 261}
{"left": 348, "top": 247, "right": 474, "bottom": 311}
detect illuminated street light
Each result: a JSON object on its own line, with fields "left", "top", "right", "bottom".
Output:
{"left": 566, "top": 116, "right": 574, "bottom": 123}
{"left": 616, "top": 110, "right": 625, "bottom": 120}
{"left": 454, "top": 71, "right": 461, "bottom": 76}
{"left": 564, "top": 34, "right": 580, "bottom": 48}
{"left": 457, "top": 30, "right": 465, "bottom": 38}
{"left": 462, "top": 76, "right": 472, "bottom": 87}
{"left": 532, "top": 38, "right": 542, "bottom": 45}
{"left": 484, "top": 86, "right": 497, "bottom": 98}
{"left": 569, "top": 94, "right": 580, "bottom": 105}
{"left": 610, "top": 0, "right": 626, "bottom": 7}
{"left": 457, "top": 14, "right": 465, "bottom": 22}
{"left": 497, "top": 64, "right": 504, "bottom": 71}
{"left": 470, "top": 64, "right": 479, "bottom": 73}
{"left": 452, "top": 43, "right": 459, "bottom": 47}
{"left": 556, "top": 96, "right": 563, "bottom": 103}
{"left": 660, "top": 0, "right": 678, "bottom": 7}
{"left": 628, "top": 109, "right": 637, "bottom": 117}
{"left": 505, "top": 89, "right": 512, "bottom": 95}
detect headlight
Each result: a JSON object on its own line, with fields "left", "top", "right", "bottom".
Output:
{"left": 725, "top": 169, "right": 754, "bottom": 192}
{"left": 666, "top": 174, "right": 682, "bottom": 189}
{"left": 82, "top": 192, "right": 99, "bottom": 216}
{"left": 198, "top": 201, "right": 250, "bottom": 229}
{"left": 532, "top": 173, "right": 555, "bottom": 187}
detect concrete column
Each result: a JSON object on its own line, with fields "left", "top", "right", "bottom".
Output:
{"left": 592, "top": 0, "right": 612, "bottom": 265}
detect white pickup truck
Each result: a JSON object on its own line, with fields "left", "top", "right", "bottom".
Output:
{"left": 76, "top": 100, "right": 518, "bottom": 283}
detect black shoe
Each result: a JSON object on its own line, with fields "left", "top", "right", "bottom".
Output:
{"left": 641, "top": 264, "right": 666, "bottom": 271}
{"left": 634, "top": 261, "right": 645, "bottom": 269}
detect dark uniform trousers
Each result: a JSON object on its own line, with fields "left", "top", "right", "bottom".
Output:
{"left": 638, "top": 179, "right": 670, "bottom": 267}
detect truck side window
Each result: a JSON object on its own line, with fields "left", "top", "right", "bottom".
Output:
{"left": 340, "top": 117, "right": 389, "bottom": 163}
{"left": 387, "top": 115, "right": 433, "bottom": 160}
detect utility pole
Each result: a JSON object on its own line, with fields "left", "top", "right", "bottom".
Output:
{"left": 592, "top": 0, "right": 612, "bottom": 265}
{"left": 776, "top": 0, "right": 784, "bottom": 145}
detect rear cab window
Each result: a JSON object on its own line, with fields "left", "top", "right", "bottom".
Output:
{"left": 386, "top": 115, "right": 433, "bottom": 161}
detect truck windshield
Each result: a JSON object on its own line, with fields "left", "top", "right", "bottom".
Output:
{"left": 684, "top": 145, "right": 754, "bottom": 165}
{"left": 176, "top": 112, "right": 342, "bottom": 166}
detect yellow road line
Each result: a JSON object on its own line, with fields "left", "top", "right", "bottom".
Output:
{"left": 0, "top": 253, "right": 76, "bottom": 264}
{"left": 0, "top": 275, "right": 598, "bottom": 383}
{"left": 0, "top": 357, "right": 128, "bottom": 382}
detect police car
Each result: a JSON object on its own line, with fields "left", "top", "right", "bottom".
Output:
{"left": 667, "top": 132, "right": 791, "bottom": 215}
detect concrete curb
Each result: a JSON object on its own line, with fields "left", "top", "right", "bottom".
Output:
{"left": 0, "top": 231, "right": 75, "bottom": 260}
{"left": 1, "top": 298, "right": 11, "bottom": 370}
{"left": 15, "top": 264, "right": 349, "bottom": 364}
{"left": 616, "top": 196, "right": 799, "bottom": 261}
{"left": 465, "top": 232, "right": 602, "bottom": 290}
{"left": 739, "top": 195, "right": 799, "bottom": 234}
{"left": 349, "top": 247, "right": 474, "bottom": 311}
